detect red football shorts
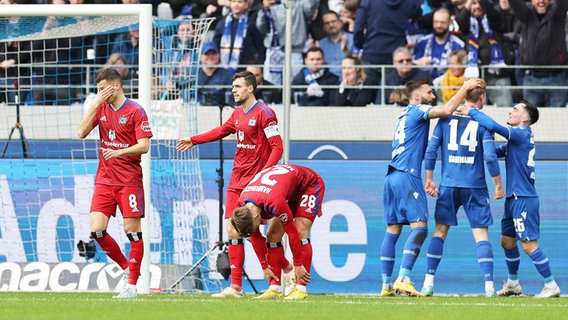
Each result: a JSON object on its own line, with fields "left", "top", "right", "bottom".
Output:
{"left": 90, "top": 184, "right": 146, "bottom": 218}
{"left": 290, "top": 176, "right": 325, "bottom": 222}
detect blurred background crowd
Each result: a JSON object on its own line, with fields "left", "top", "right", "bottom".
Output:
{"left": 1, "top": 0, "right": 567, "bottom": 107}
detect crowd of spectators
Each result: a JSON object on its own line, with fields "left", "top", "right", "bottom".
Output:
{"left": 1, "top": 0, "right": 567, "bottom": 107}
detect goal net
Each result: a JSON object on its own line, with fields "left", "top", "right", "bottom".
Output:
{"left": 0, "top": 4, "right": 222, "bottom": 294}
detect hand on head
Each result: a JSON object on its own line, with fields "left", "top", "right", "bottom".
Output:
{"left": 462, "top": 78, "right": 483, "bottom": 91}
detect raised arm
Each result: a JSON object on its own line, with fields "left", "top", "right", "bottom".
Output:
{"left": 78, "top": 86, "right": 113, "bottom": 139}
{"left": 468, "top": 108, "right": 511, "bottom": 139}
{"left": 428, "top": 78, "right": 484, "bottom": 119}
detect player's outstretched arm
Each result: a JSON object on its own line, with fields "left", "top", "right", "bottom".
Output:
{"left": 464, "top": 107, "right": 510, "bottom": 139}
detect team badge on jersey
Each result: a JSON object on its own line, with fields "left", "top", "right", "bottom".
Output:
{"left": 119, "top": 116, "right": 127, "bottom": 124}
{"left": 248, "top": 118, "right": 257, "bottom": 126}
{"left": 141, "top": 121, "right": 151, "bottom": 132}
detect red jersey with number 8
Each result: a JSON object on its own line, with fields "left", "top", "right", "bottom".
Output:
{"left": 92, "top": 99, "right": 153, "bottom": 186}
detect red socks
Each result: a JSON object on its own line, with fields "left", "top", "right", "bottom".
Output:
{"left": 228, "top": 242, "right": 245, "bottom": 288}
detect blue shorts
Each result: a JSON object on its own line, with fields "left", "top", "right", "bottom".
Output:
{"left": 434, "top": 186, "right": 493, "bottom": 228}
{"left": 383, "top": 170, "right": 429, "bottom": 225}
{"left": 501, "top": 196, "right": 540, "bottom": 241}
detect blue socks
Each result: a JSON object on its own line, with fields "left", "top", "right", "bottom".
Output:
{"left": 380, "top": 232, "right": 399, "bottom": 284}
{"left": 477, "top": 240, "right": 494, "bottom": 281}
{"left": 504, "top": 246, "right": 521, "bottom": 278}
{"left": 400, "top": 227, "right": 428, "bottom": 271}
{"left": 529, "top": 248, "right": 552, "bottom": 279}
{"left": 426, "top": 236, "right": 444, "bottom": 275}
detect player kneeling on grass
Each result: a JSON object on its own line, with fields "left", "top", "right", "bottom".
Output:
{"left": 231, "top": 164, "right": 325, "bottom": 300}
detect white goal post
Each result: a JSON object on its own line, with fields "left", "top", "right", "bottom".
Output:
{"left": 0, "top": 4, "right": 221, "bottom": 293}
{"left": 3, "top": 3, "right": 153, "bottom": 293}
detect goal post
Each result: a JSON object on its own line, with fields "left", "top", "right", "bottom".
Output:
{"left": 0, "top": 4, "right": 219, "bottom": 294}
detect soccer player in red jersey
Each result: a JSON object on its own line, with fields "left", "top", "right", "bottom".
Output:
{"left": 231, "top": 164, "right": 325, "bottom": 300}
{"left": 77, "top": 68, "right": 153, "bottom": 299}
{"left": 176, "top": 70, "right": 287, "bottom": 298}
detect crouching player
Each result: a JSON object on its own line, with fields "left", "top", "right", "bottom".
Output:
{"left": 231, "top": 164, "right": 325, "bottom": 300}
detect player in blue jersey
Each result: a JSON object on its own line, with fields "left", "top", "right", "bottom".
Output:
{"left": 460, "top": 101, "right": 561, "bottom": 299}
{"left": 419, "top": 80, "right": 505, "bottom": 297}
{"left": 380, "top": 77, "right": 483, "bottom": 297}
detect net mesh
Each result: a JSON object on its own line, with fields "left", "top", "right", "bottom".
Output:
{"left": 0, "top": 11, "right": 222, "bottom": 293}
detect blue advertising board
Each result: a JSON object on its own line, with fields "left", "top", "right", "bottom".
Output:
{"left": 1, "top": 159, "right": 565, "bottom": 295}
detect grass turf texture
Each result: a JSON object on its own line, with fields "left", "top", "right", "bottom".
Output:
{"left": 1, "top": 292, "right": 566, "bottom": 320}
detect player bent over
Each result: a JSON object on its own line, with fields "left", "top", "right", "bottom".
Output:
{"left": 231, "top": 164, "right": 325, "bottom": 300}
{"left": 78, "top": 68, "right": 153, "bottom": 299}
{"left": 176, "top": 71, "right": 292, "bottom": 298}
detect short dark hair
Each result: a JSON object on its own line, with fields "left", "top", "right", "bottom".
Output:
{"left": 305, "top": 46, "right": 324, "bottom": 59}
{"left": 404, "top": 79, "right": 430, "bottom": 100}
{"left": 95, "top": 67, "right": 123, "bottom": 85}
{"left": 233, "top": 70, "right": 257, "bottom": 92}
{"left": 520, "top": 100, "right": 539, "bottom": 125}
{"left": 321, "top": 10, "right": 340, "bottom": 22}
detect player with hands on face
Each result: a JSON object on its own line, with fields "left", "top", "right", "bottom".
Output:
{"left": 77, "top": 67, "right": 153, "bottom": 299}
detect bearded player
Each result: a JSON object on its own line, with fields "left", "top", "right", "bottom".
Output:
{"left": 176, "top": 71, "right": 295, "bottom": 298}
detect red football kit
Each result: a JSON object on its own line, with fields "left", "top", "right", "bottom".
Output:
{"left": 238, "top": 164, "right": 325, "bottom": 267}
{"left": 88, "top": 98, "right": 152, "bottom": 288}
{"left": 191, "top": 100, "right": 282, "bottom": 290}
{"left": 90, "top": 99, "right": 153, "bottom": 217}
{"left": 190, "top": 101, "right": 283, "bottom": 216}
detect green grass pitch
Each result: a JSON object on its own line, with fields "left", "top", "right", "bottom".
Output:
{"left": 1, "top": 292, "right": 566, "bottom": 320}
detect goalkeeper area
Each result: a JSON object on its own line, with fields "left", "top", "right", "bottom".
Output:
{"left": 0, "top": 4, "right": 223, "bottom": 294}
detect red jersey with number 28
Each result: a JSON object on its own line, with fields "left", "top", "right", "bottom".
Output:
{"left": 92, "top": 98, "right": 153, "bottom": 186}
{"left": 238, "top": 164, "right": 325, "bottom": 266}
{"left": 190, "top": 101, "right": 283, "bottom": 189}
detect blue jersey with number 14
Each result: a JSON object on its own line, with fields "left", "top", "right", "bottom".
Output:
{"left": 389, "top": 103, "right": 433, "bottom": 177}
{"left": 425, "top": 113, "right": 499, "bottom": 188}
